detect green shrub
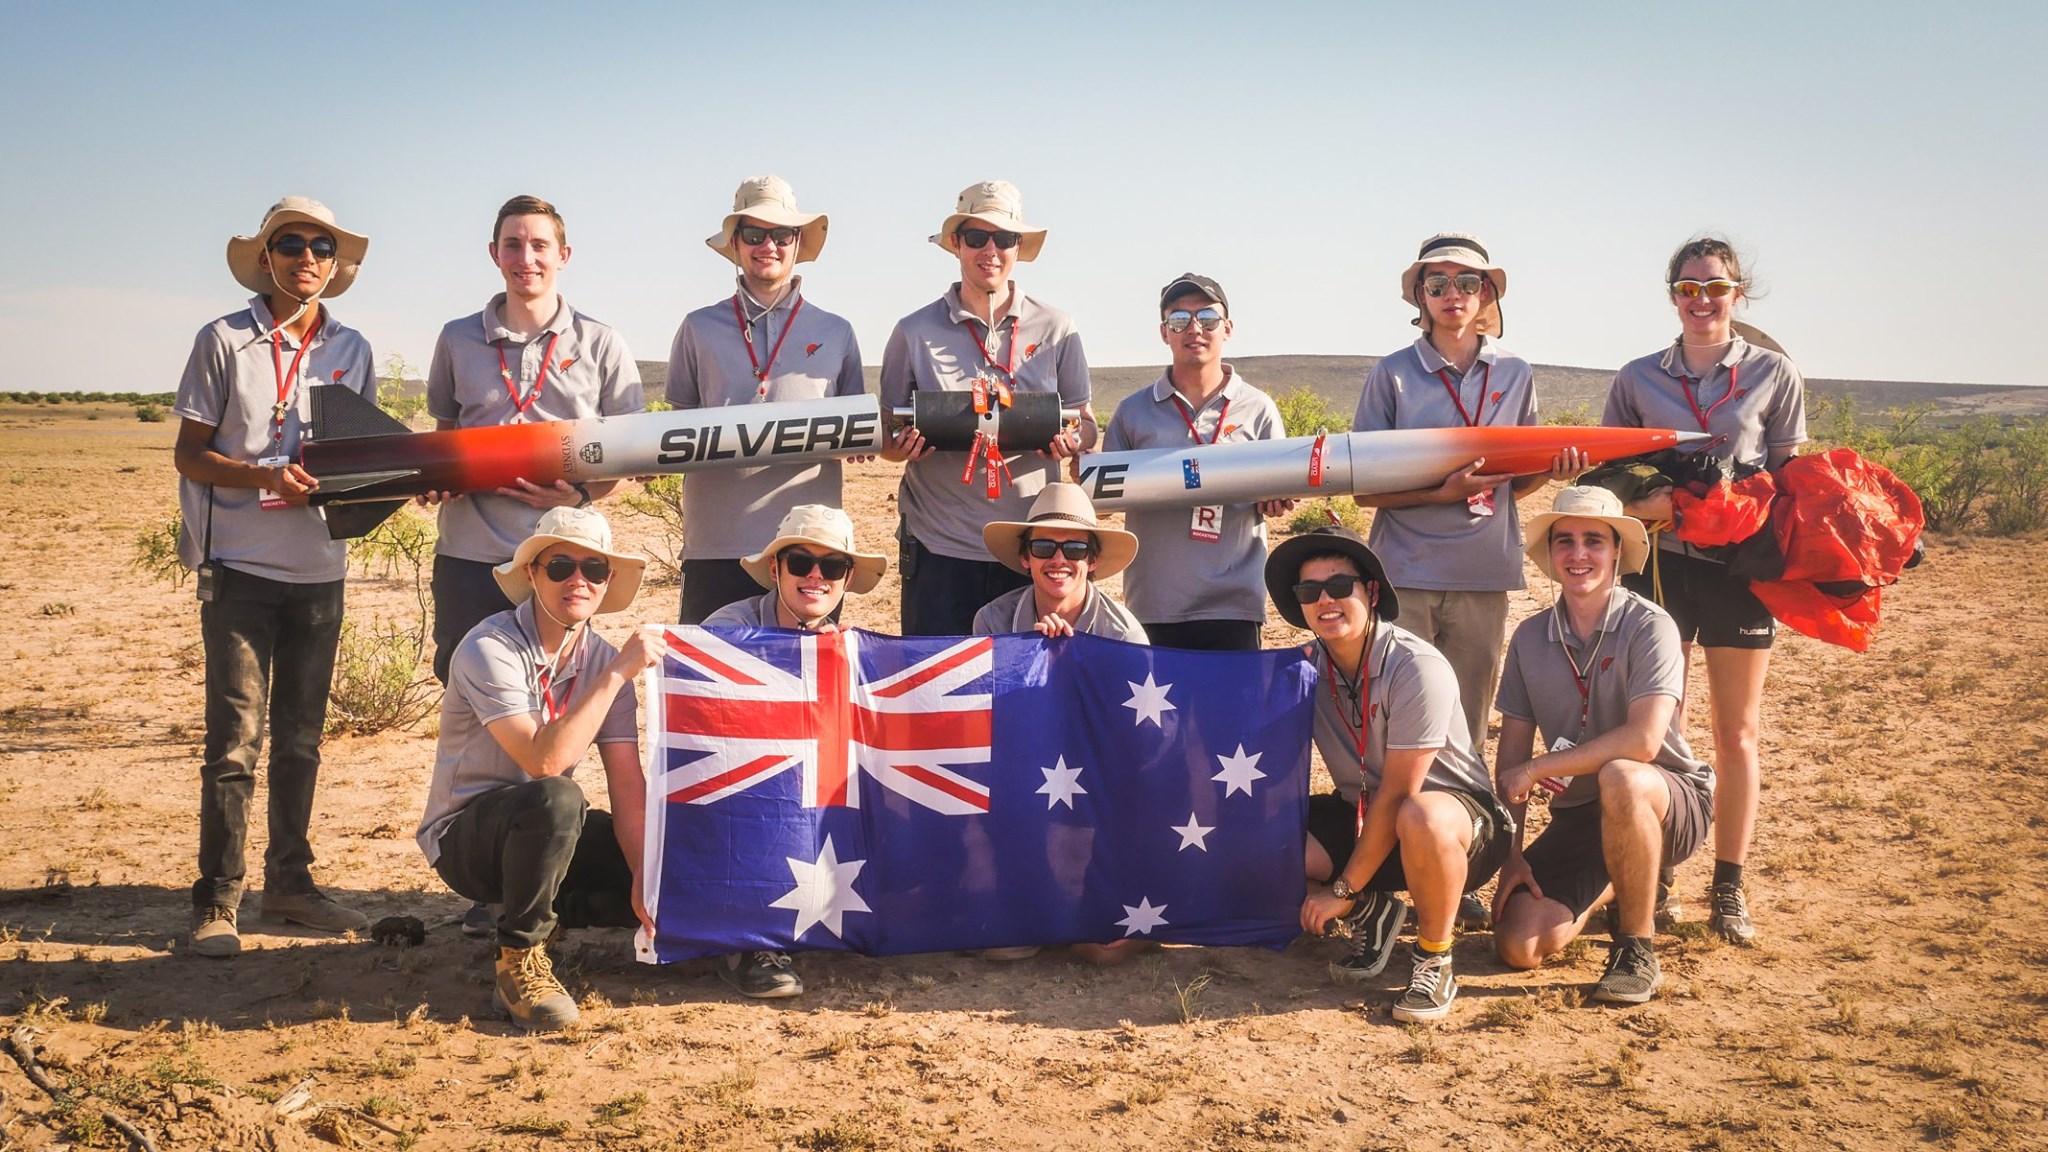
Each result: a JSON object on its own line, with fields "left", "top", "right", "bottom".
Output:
{"left": 1272, "top": 385, "right": 1343, "bottom": 436}
{"left": 616, "top": 474, "right": 685, "bottom": 585}
{"left": 1285, "top": 497, "right": 1368, "bottom": 535}
{"left": 134, "top": 404, "right": 166, "bottom": 423}
{"left": 329, "top": 507, "right": 439, "bottom": 735}
{"left": 132, "top": 511, "right": 189, "bottom": 588}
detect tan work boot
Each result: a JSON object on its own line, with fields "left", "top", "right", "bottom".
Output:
{"left": 190, "top": 906, "right": 241, "bottom": 958}
{"left": 493, "top": 945, "right": 578, "bottom": 1032}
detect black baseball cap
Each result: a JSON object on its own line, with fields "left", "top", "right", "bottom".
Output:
{"left": 1159, "top": 273, "right": 1228, "bottom": 318}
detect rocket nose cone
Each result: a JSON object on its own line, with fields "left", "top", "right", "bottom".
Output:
{"left": 1675, "top": 432, "right": 1713, "bottom": 445}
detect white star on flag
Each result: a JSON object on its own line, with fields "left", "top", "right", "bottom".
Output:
{"left": 769, "top": 835, "right": 872, "bottom": 940}
{"left": 1116, "top": 897, "right": 1170, "bottom": 937}
{"left": 1037, "top": 756, "right": 1088, "bottom": 810}
{"left": 1212, "top": 744, "right": 1267, "bottom": 797}
{"left": 1121, "top": 673, "right": 1177, "bottom": 727}
{"left": 1171, "top": 812, "right": 1214, "bottom": 851}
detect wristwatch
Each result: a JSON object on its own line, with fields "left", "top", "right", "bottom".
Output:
{"left": 1330, "top": 877, "right": 1358, "bottom": 901}
{"left": 572, "top": 483, "right": 593, "bottom": 509}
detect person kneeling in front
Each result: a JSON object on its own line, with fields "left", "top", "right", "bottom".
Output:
{"left": 1267, "top": 527, "right": 1510, "bottom": 1023}
{"left": 702, "top": 504, "right": 887, "bottom": 996}
{"left": 1490, "top": 487, "right": 1714, "bottom": 1004}
{"left": 415, "top": 507, "right": 660, "bottom": 1032}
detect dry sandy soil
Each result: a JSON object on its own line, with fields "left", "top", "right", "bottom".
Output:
{"left": 2, "top": 402, "right": 2045, "bottom": 1151}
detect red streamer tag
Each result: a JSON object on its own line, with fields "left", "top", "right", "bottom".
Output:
{"left": 961, "top": 431, "right": 984, "bottom": 485}
{"left": 1308, "top": 433, "right": 1328, "bottom": 487}
{"left": 972, "top": 379, "right": 989, "bottom": 415}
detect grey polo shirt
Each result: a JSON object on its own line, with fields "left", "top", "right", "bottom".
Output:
{"left": 1602, "top": 337, "right": 1807, "bottom": 556}
{"left": 879, "top": 285, "right": 1091, "bottom": 559}
{"left": 970, "top": 585, "right": 1149, "bottom": 645}
{"left": 1308, "top": 625, "right": 1494, "bottom": 805}
{"left": 1102, "top": 367, "right": 1285, "bottom": 625}
{"left": 666, "top": 280, "right": 865, "bottom": 560}
{"left": 701, "top": 591, "right": 777, "bottom": 627}
{"left": 416, "top": 601, "right": 639, "bottom": 863}
{"left": 427, "top": 294, "right": 644, "bottom": 563}
{"left": 172, "top": 296, "right": 377, "bottom": 584}
{"left": 1352, "top": 337, "right": 1538, "bottom": 592}
{"left": 1494, "top": 588, "right": 1711, "bottom": 810}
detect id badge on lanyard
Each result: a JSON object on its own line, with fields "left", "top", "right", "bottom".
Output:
{"left": 257, "top": 454, "right": 293, "bottom": 510}
{"left": 1467, "top": 488, "right": 1497, "bottom": 518}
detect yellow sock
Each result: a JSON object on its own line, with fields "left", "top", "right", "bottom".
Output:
{"left": 1418, "top": 936, "right": 1453, "bottom": 954}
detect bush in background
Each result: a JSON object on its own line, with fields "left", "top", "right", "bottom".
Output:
{"left": 132, "top": 511, "right": 188, "bottom": 588}
{"left": 1273, "top": 385, "right": 1342, "bottom": 436}
{"left": 1811, "top": 396, "right": 2047, "bottom": 536}
{"left": 328, "top": 507, "right": 440, "bottom": 735}
{"left": 616, "top": 475, "right": 685, "bottom": 586}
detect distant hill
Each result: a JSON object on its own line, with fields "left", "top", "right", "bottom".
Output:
{"left": 636, "top": 355, "right": 2048, "bottom": 425}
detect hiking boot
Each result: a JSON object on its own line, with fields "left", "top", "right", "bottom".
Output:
{"left": 1391, "top": 944, "right": 1458, "bottom": 1023}
{"left": 1655, "top": 866, "right": 1682, "bottom": 929}
{"left": 460, "top": 902, "right": 495, "bottom": 938}
{"left": 1456, "top": 892, "right": 1493, "bottom": 931}
{"left": 494, "top": 945, "right": 578, "bottom": 1031}
{"left": 722, "top": 950, "right": 803, "bottom": 999}
{"left": 190, "top": 906, "right": 241, "bottom": 958}
{"left": 260, "top": 888, "right": 370, "bottom": 933}
{"left": 1592, "top": 936, "right": 1662, "bottom": 1004}
{"left": 1327, "top": 892, "right": 1406, "bottom": 983}
{"left": 1709, "top": 882, "right": 1756, "bottom": 945}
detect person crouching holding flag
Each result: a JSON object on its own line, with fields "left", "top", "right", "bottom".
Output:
{"left": 1266, "top": 527, "right": 1509, "bottom": 1023}
{"left": 415, "top": 507, "right": 659, "bottom": 1032}
{"left": 1490, "top": 487, "right": 1713, "bottom": 1004}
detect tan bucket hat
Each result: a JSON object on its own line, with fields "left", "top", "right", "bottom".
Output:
{"left": 493, "top": 507, "right": 648, "bottom": 615}
{"left": 931, "top": 180, "right": 1047, "bottom": 262}
{"left": 226, "top": 197, "right": 369, "bottom": 299}
{"left": 740, "top": 505, "right": 887, "bottom": 594}
{"left": 1400, "top": 232, "right": 1505, "bottom": 335}
{"left": 1525, "top": 486, "right": 1651, "bottom": 580}
{"left": 981, "top": 483, "right": 1138, "bottom": 579}
{"left": 706, "top": 176, "right": 829, "bottom": 265}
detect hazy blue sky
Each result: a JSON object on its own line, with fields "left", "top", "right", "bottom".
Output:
{"left": 3, "top": 1, "right": 2041, "bottom": 393}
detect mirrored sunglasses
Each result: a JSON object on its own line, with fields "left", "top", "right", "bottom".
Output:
{"left": 1291, "top": 575, "right": 1361, "bottom": 604}
{"left": 1421, "top": 273, "right": 1486, "bottom": 298}
{"left": 539, "top": 555, "right": 612, "bottom": 584}
{"left": 1670, "top": 278, "right": 1740, "bottom": 299}
{"left": 956, "top": 227, "right": 1022, "bottom": 251}
{"left": 779, "top": 549, "right": 853, "bottom": 581}
{"left": 1164, "top": 308, "right": 1225, "bottom": 333}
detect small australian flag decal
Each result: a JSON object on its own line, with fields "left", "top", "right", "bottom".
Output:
{"left": 1182, "top": 458, "right": 1202, "bottom": 490}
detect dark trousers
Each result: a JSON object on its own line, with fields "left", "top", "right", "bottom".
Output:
{"left": 193, "top": 567, "right": 344, "bottom": 909}
{"left": 1142, "top": 620, "right": 1263, "bottom": 652}
{"left": 432, "top": 555, "right": 514, "bottom": 685}
{"left": 678, "top": 557, "right": 764, "bottom": 625}
{"left": 899, "top": 532, "right": 1029, "bottom": 637}
{"left": 431, "top": 777, "right": 636, "bottom": 948}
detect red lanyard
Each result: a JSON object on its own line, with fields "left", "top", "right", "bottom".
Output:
{"left": 268, "top": 314, "right": 322, "bottom": 448}
{"left": 498, "top": 332, "right": 562, "bottom": 417}
{"left": 1436, "top": 362, "right": 1492, "bottom": 428}
{"left": 533, "top": 626, "right": 583, "bottom": 725}
{"left": 962, "top": 319, "right": 1017, "bottom": 379}
{"left": 1321, "top": 628, "right": 1376, "bottom": 837}
{"left": 733, "top": 293, "right": 806, "bottom": 397}
{"left": 1557, "top": 613, "right": 1606, "bottom": 739}
{"left": 1171, "top": 394, "right": 1231, "bottom": 446}
{"left": 1679, "top": 363, "right": 1741, "bottom": 432}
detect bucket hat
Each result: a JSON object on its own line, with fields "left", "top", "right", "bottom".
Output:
{"left": 1524, "top": 485, "right": 1652, "bottom": 580}
{"left": 1264, "top": 526, "right": 1400, "bottom": 627}
{"left": 981, "top": 483, "right": 1137, "bottom": 579}
{"left": 931, "top": 180, "right": 1047, "bottom": 262}
{"left": 227, "top": 196, "right": 369, "bottom": 299}
{"left": 740, "top": 505, "right": 887, "bottom": 594}
{"left": 1400, "top": 232, "right": 1505, "bottom": 335}
{"left": 706, "top": 175, "right": 829, "bottom": 265}
{"left": 493, "top": 507, "right": 647, "bottom": 615}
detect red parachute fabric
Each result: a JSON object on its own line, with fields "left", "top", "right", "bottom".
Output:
{"left": 1753, "top": 449, "right": 1924, "bottom": 651}
{"left": 1671, "top": 473, "right": 1777, "bottom": 548}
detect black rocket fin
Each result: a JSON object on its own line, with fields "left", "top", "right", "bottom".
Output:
{"left": 314, "top": 468, "right": 425, "bottom": 496}
{"left": 323, "top": 499, "right": 409, "bottom": 540}
{"left": 310, "top": 383, "right": 413, "bottom": 440}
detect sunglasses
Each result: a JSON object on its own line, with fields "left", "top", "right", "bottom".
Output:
{"left": 1164, "top": 308, "right": 1225, "bottom": 333}
{"left": 539, "top": 555, "right": 612, "bottom": 584}
{"left": 1421, "top": 273, "right": 1487, "bottom": 299}
{"left": 779, "top": 549, "right": 854, "bottom": 581}
{"left": 268, "top": 235, "right": 339, "bottom": 261}
{"left": 1292, "top": 575, "right": 1363, "bottom": 604}
{"left": 1670, "top": 278, "right": 1740, "bottom": 299}
{"left": 736, "top": 225, "right": 801, "bottom": 247}
{"left": 956, "top": 228, "right": 1022, "bottom": 251}
{"left": 1025, "top": 538, "right": 1096, "bottom": 562}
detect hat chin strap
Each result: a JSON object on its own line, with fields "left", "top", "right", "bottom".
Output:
{"left": 265, "top": 249, "right": 338, "bottom": 330}
{"left": 774, "top": 584, "right": 833, "bottom": 632}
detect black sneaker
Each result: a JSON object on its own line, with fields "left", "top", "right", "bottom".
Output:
{"left": 1390, "top": 944, "right": 1457, "bottom": 1023}
{"left": 1327, "top": 892, "right": 1406, "bottom": 983}
{"left": 1592, "top": 936, "right": 1662, "bottom": 1004}
{"left": 1655, "top": 866, "right": 1682, "bottom": 929}
{"left": 1709, "top": 883, "right": 1756, "bottom": 945}
{"left": 722, "top": 950, "right": 802, "bottom": 999}
{"left": 461, "top": 902, "right": 495, "bottom": 938}
{"left": 1455, "top": 893, "right": 1492, "bottom": 931}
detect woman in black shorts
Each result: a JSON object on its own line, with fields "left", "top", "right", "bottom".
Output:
{"left": 1600, "top": 235, "right": 1807, "bottom": 945}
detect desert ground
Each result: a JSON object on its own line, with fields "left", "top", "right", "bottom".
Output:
{"left": 2, "top": 401, "right": 2045, "bottom": 1151}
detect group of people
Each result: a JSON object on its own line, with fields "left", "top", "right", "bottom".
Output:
{"left": 168, "top": 179, "right": 1804, "bottom": 1031}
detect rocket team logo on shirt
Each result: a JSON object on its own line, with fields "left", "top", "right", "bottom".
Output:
{"left": 805, "top": 343, "right": 821, "bottom": 357}
{"left": 1024, "top": 342, "right": 1040, "bottom": 360}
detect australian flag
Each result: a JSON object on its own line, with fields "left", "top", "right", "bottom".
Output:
{"left": 636, "top": 627, "right": 1314, "bottom": 962}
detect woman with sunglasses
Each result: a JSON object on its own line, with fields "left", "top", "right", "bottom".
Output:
{"left": 1601, "top": 235, "right": 1807, "bottom": 945}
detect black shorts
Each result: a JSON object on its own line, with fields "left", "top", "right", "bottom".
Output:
{"left": 1306, "top": 789, "right": 1508, "bottom": 895}
{"left": 1623, "top": 547, "right": 1774, "bottom": 650}
{"left": 1521, "top": 769, "right": 1713, "bottom": 919}
{"left": 1141, "top": 619, "right": 1262, "bottom": 652}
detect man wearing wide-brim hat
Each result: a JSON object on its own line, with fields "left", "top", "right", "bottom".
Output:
{"left": 1490, "top": 486, "right": 1714, "bottom": 1006}
{"left": 416, "top": 506, "right": 660, "bottom": 1032}
{"left": 171, "top": 196, "right": 378, "bottom": 958}
{"left": 1264, "top": 526, "right": 1509, "bottom": 1024}
{"left": 880, "top": 179, "right": 1096, "bottom": 637}
{"left": 668, "top": 177, "right": 867, "bottom": 625}
{"left": 972, "top": 483, "right": 1144, "bottom": 643}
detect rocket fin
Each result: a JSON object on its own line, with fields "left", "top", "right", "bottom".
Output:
{"left": 310, "top": 384, "right": 413, "bottom": 441}
{"left": 323, "top": 499, "right": 408, "bottom": 540}
{"left": 314, "top": 468, "right": 425, "bottom": 496}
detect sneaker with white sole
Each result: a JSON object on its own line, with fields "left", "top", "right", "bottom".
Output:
{"left": 1327, "top": 891, "right": 1406, "bottom": 983}
{"left": 190, "top": 905, "right": 241, "bottom": 958}
{"left": 1656, "top": 865, "right": 1683, "bottom": 929}
{"left": 461, "top": 902, "right": 496, "bottom": 938}
{"left": 1709, "top": 882, "right": 1756, "bottom": 945}
{"left": 1391, "top": 944, "right": 1458, "bottom": 1023}
{"left": 494, "top": 945, "right": 578, "bottom": 1031}
{"left": 260, "top": 888, "right": 369, "bottom": 933}
{"left": 1592, "top": 935, "right": 1662, "bottom": 1004}
{"left": 1455, "top": 893, "right": 1493, "bottom": 932}
{"left": 722, "top": 950, "right": 803, "bottom": 999}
